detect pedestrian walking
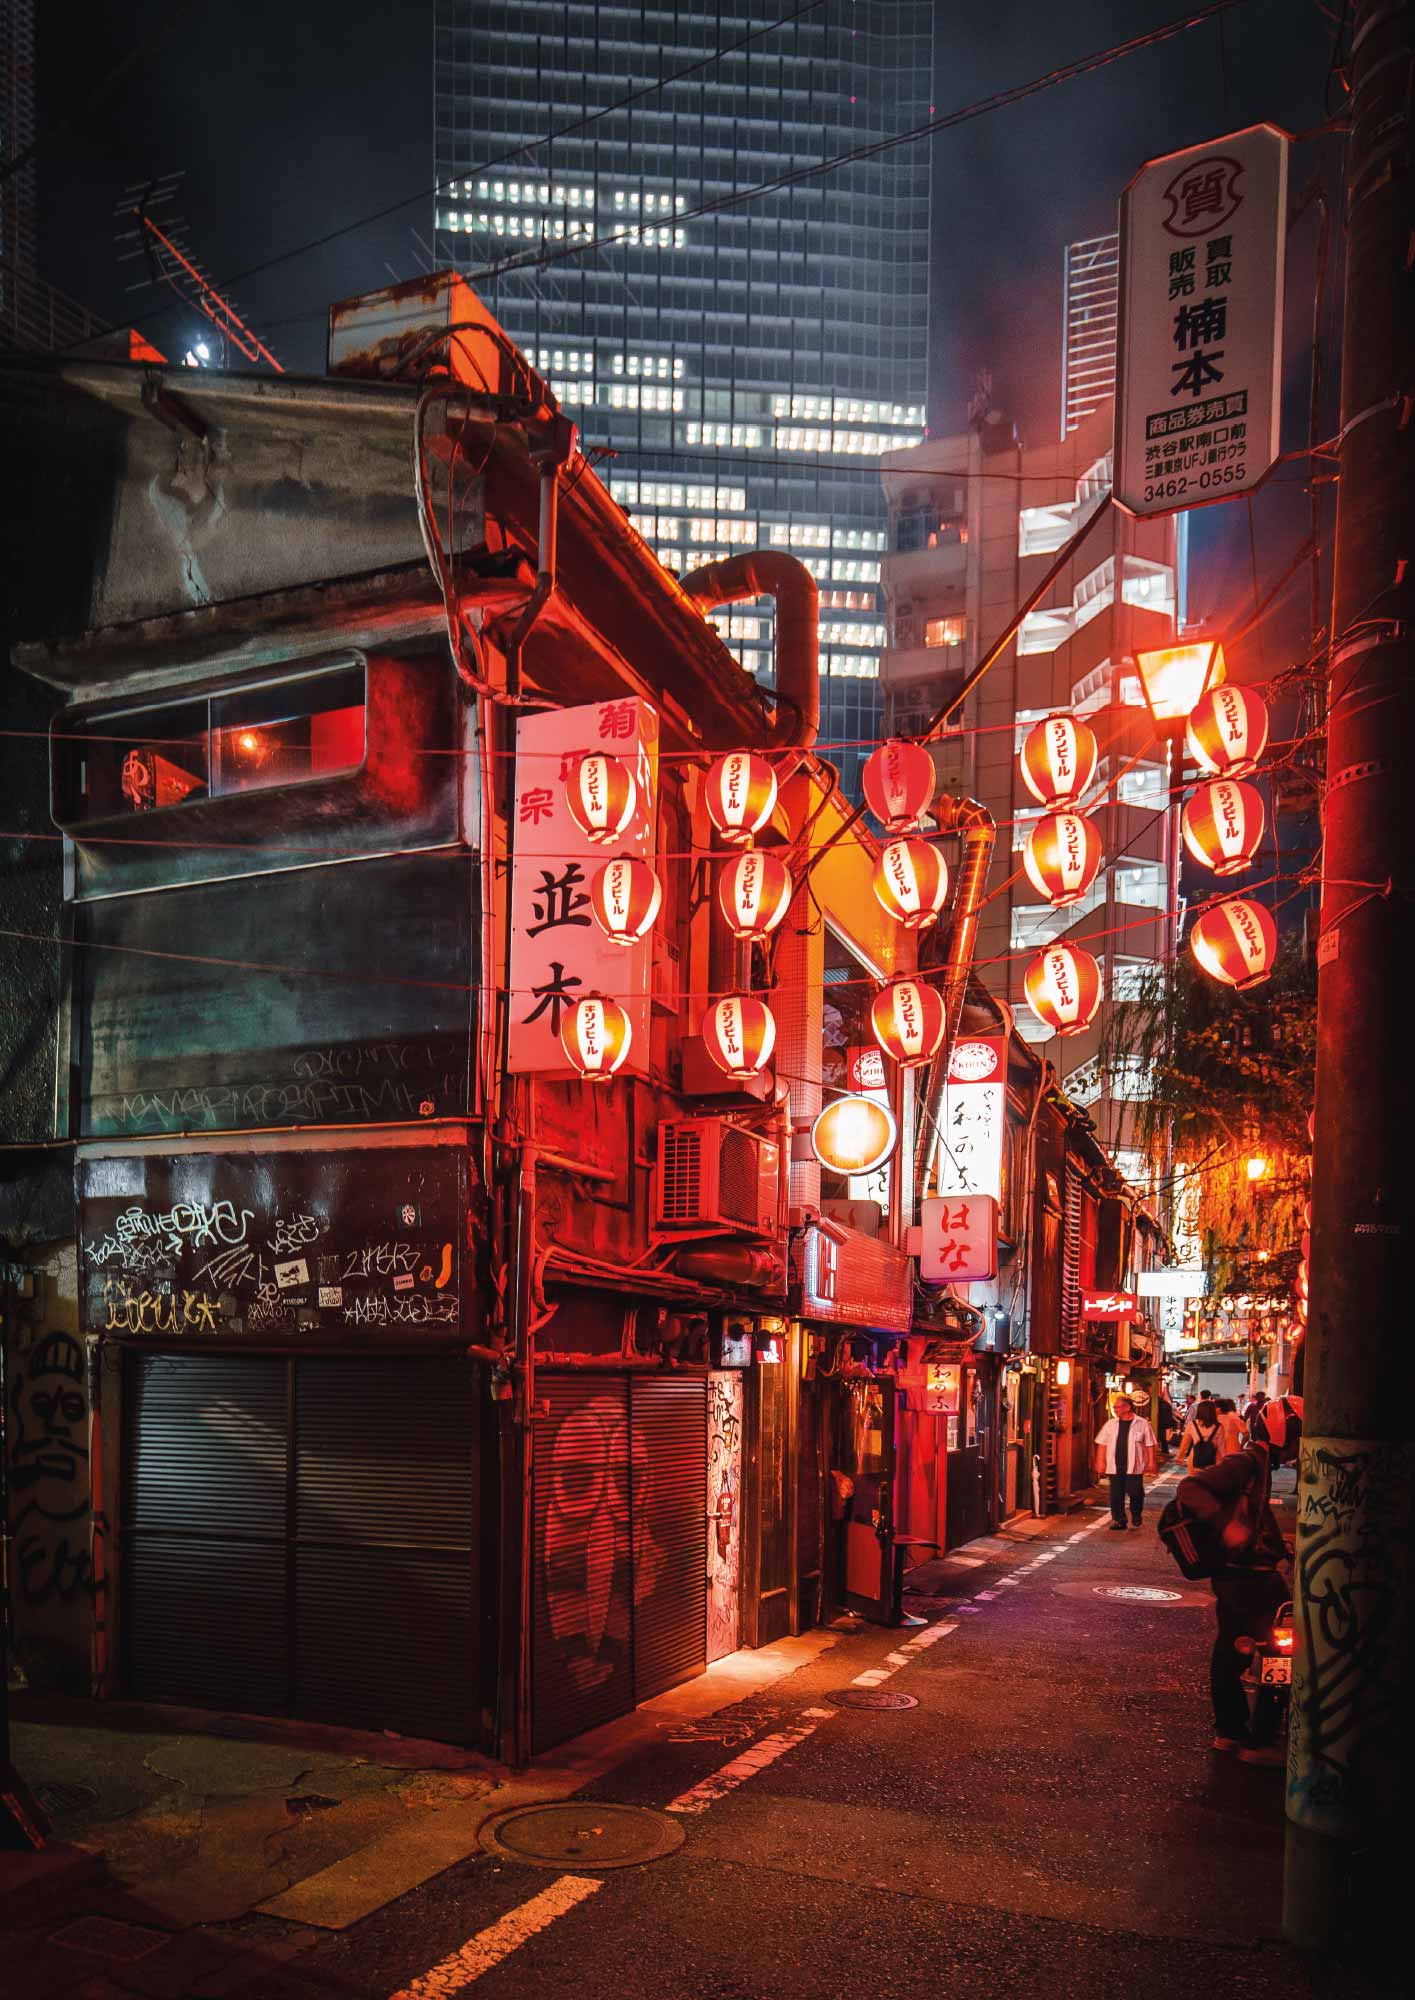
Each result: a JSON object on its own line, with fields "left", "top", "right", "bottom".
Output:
{"left": 1155, "top": 1388, "right": 1181, "bottom": 1456}
{"left": 1093, "top": 1394, "right": 1159, "bottom": 1530}
{"left": 1215, "top": 1397, "right": 1247, "bottom": 1456}
{"left": 1242, "top": 1388, "right": 1268, "bottom": 1427}
{"left": 1176, "top": 1396, "right": 1223, "bottom": 1470}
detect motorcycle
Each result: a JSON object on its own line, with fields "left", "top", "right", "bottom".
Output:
{"left": 1234, "top": 1599, "right": 1295, "bottom": 1748}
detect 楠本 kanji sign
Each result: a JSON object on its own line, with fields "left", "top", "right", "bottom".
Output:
{"left": 508, "top": 698, "right": 658, "bottom": 1074}
{"left": 1115, "top": 124, "right": 1289, "bottom": 518}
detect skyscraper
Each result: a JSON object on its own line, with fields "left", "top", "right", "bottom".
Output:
{"left": 433, "top": 3, "right": 932, "bottom": 790}
{"left": 1061, "top": 232, "right": 1119, "bottom": 438}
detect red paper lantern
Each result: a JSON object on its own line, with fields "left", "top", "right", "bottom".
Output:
{"left": 1022, "top": 812, "right": 1103, "bottom": 908}
{"left": 1023, "top": 944, "right": 1103, "bottom": 1038}
{"left": 870, "top": 978, "right": 946, "bottom": 1068}
{"left": 872, "top": 837, "right": 949, "bottom": 929}
{"left": 717, "top": 849, "right": 793, "bottom": 941}
{"left": 702, "top": 993, "right": 777, "bottom": 1080}
{"left": 1018, "top": 714, "right": 1099, "bottom": 810}
{"left": 565, "top": 751, "right": 637, "bottom": 845}
{"left": 589, "top": 856, "right": 662, "bottom": 946}
{"left": 1181, "top": 778, "right": 1266, "bottom": 877}
{"left": 1189, "top": 896, "right": 1277, "bottom": 989}
{"left": 1185, "top": 684, "right": 1269, "bottom": 779}
{"left": 862, "top": 739, "right": 936, "bottom": 833}
{"left": 559, "top": 993, "right": 633, "bottom": 1080}
{"left": 704, "top": 751, "right": 778, "bottom": 846}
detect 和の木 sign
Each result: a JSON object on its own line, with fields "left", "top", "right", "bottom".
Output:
{"left": 1115, "top": 124, "right": 1289, "bottom": 519}
{"left": 508, "top": 698, "right": 658, "bottom": 1074}
{"left": 934, "top": 1035, "right": 1006, "bottom": 1204}
{"left": 919, "top": 1194, "right": 998, "bottom": 1285}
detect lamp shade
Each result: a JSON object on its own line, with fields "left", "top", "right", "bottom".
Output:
{"left": 872, "top": 837, "right": 949, "bottom": 929}
{"left": 716, "top": 849, "right": 793, "bottom": 940}
{"left": 559, "top": 994, "right": 633, "bottom": 1080}
{"left": 589, "top": 856, "right": 662, "bottom": 945}
{"left": 1023, "top": 944, "right": 1103, "bottom": 1037}
{"left": 1135, "top": 639, "right": 1226, "bottom": 733}
{"left": 811, "top": 1095, "right": 898, "bottom": 1175}
{"left": 862, "top": 739, "right": 936, "bottom": 832}
{"left": 1189, "top": 896, "right": 1277, "bottom": 989}
{"left": 1185, "top": 682, "right": 1269, "bottom": 778}
{"left": 1022, "top": 812, "right": 1103, "bottom": 908}
{"left": 704, "top": 751, "right": 777, "bottom": 846}
{"left": 1018, "top": 714, "right": 1099, "bottom": 810}
{"left": 1182, "top": 778, "right": 1265, "bottom": 877}
{"left": 870, "top": 977, "right": 947, "bottom": 1068}
{"left": 564, "top": 751, "right": 637, "bottom": 845}
{"left": 702, "top": 993, "right": 777, "bottom": 1080}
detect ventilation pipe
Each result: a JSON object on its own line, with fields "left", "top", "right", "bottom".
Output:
{"left": 913, "top": 797, "right": 997, "bottom": 1212}
{"left": 679, "top": 551, "right": 819, "bottom": 751}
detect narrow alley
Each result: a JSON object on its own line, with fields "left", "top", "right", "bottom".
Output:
{"left": 7, "top": 1467, "right": 1373, "bottom": 2000}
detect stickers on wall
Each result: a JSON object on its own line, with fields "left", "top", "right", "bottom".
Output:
{"left": 274, "top": 1258, "right": 310, "bottom": 1289}
{"left": 318, "top": 1286, "right": 343, "bottom": 1308}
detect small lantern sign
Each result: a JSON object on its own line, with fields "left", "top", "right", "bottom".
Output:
{"left": 1182, "top": 779, "right": 1265, "bottom": 877}
{"left": 872, "top": 837, "right": 949, "bottom": 929}
{"left": 716, "top": 848, "right": 793, "bottom": 940}
{"left": 1185, "top": 683, "right": 1269, "bottom": 779}
{"left": 589, "top": 856, "right": 662, "bottom": 945}
{"left": 1189, "top": 896, "right": 1277, "bottom": 989}
{"left": 1023, "top": 943, "right": 1102, "bottom": 1037}
{"left": 702, "top": 993, "right": 777, "bottom": 1080}
{"left": 862, "top": 739, "right": 936, "bottom": 832}
{"left": 1022, "top": 812, "right": 1103, "bottom": 908}
{"left": 1018, "top": 714, "right": 1099, "bottom": 810}
{"left": 560, "top": 993, "right": 633, "bottom": 1080}
{"left": 704, "top": 751, "right": 777, "bottom": 846}
{"left": 870, "top": 977, "right": 946, "bottom": 1068}
{"left": 564, "top": 751, "right": 637, "bottom": 845}
{"left": 811, "top": 1095, "right": 898, "bottom": 1176}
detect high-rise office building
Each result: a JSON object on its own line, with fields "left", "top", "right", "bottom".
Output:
{"left": 1060, "top": 232, "right": 1118, "bottom": 438}
{"left": 433, "top": 4, "right": 932, "bottom": 790}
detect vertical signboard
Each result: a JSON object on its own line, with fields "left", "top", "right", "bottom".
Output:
{"left": 934, "top": 1035, "right": 1006, "bottom": 1203}
{"left": 920, "top": 1195, "right": 999, "bottom": 1284}
{"left": 1115, "top": 123, "right": 1289, "bottom": 517}
{"left": 508, "top": 698, "right": 658, "bottom": 1075}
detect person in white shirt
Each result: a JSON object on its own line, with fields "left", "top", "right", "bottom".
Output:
{"left": 1093, "top": 1395, "right": 1159, "bottom": 1530}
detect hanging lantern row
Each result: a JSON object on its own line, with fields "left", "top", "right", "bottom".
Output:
{"left": 1018, "top": 714, "right": 1099, "bottom": 811}
{"left": 1185, "top": 683, "right": 1269, "bottom": 779}
{"left": 1023, "top": 944, "right": 1103, "bottom": 1038}
{"left": 717, "top": 848, "right": 793, "bottom": 940}
{"left": 1022, "top": 812, "right": 1103, "bottom": 909}
{"left": 1181, "top": 778, "right": 1266, "bottom": 878}
{"left": 590, "top": 856, "right": 661, "bottom": 945}
{"left": 862, "top": 738, "right": 937, "bottom": 833}
{"left": 1189, "top": 895, "right": 1277, "bottom": 989}
{"left": 870, "top": 977, "right": 947, "bottom": 1068}
{"left": 565, "top": 751, "right": 637, "bottom": 845}
{"left": 560, "top": 993, "right": 633, "bottom": 1080}
{"left": 705, "top": 750, "right": 778, "bottom": 846}
{"left": 703, "top": 992, "right": 777, "bottom": 1080}
{"left": 872, "top": 837, "right": 949, "bottom": 929}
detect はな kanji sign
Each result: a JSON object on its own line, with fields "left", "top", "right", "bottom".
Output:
{"left": 920, "top": 1195, "right": 998, "bottom": 1284}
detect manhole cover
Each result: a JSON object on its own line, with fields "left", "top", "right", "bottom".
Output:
{"left": 480, "top": 1801, "right": 685, "bottom": 1870}
{"left": 50, "top": 1917, "right": 169, "bottom": 1963}
{"left": 827, "top": 1688, "right": 919, "bottom": 1710}
{"left": 1094, "top": 1584, "right": 1185, "bottom": 1604}
{"left": 33, "top": 1779, "right": 98, "bottom": 1816}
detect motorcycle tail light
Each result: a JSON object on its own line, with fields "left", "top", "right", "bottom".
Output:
{"left": 1274, "top": 1630, "right": 1294, "bottom": 1650}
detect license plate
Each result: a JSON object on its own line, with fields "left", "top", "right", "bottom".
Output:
{"left": 1259, "top": 1655, "right": 1292, "bottom": 1685}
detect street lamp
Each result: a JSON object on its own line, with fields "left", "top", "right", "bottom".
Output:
{"left": 1134, "top": 639, "right": 1227, "bottom": 738}
{"left": 1247, "top": 1154, "right": 1269, "bottom": 1182}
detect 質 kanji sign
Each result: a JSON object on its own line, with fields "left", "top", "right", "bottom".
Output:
{"left": 1115, "top": 124, "right": 1288, "bottom": 518}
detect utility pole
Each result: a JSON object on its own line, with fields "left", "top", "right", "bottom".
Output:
{"left": 1285, "top": 0, "right": 1415, "bottom": 1953}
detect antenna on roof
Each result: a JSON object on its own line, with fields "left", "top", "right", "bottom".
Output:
{"left": 114, "top": 172, "right": 284, "bottom": 372}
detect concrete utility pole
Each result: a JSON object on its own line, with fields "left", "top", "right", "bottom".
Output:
{"left": 1285, "top": 0, "right": 1415, "bottom": 1952}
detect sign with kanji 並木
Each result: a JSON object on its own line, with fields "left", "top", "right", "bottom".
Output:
{"left": 919, "top": 1195, "right": 998, "bottom": 1285}
{"left": 1115, "top": 124, "right": 1289, "bottom": 518}
{"left": 507, "top": 697, "right": 658, "bottom": 1075}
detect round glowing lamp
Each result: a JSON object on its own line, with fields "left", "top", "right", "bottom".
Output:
{"left": 811, "top": 1095, "right": 898, "bottom": 1176}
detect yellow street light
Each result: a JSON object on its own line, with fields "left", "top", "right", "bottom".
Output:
{"left": 1135, "top": 639, "right": 1227, "bottom": 737}
{"left": 1247, "top": 1155, "right": 1269, "bottom": 1182}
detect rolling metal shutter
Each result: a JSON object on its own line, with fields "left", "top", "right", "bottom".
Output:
{"left": 631, "top": 1376, "right": 707, "bottom": 1702}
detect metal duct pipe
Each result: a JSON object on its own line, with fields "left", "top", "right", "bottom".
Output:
{"left": 679, "top": 551, "right": 819, "bottom": 750}
{"left": 913, "top": 797, "right": 997, "bottom": 1213}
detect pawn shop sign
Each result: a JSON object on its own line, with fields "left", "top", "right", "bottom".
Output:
{"left": 1083, "top": 1290, "right": 1139, "bottom": 1322}
{"left": 919, "top": 1195, "right": 998, "bottom": 1285}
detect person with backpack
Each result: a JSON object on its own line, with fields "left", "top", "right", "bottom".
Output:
{"left": 1093, "top": 1394, "right": 1159, "bottom": 1530}
{"left": 1176, "top": 1394, "right": 1223, "bottom": 1470}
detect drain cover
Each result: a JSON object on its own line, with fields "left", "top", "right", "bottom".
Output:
{"left": 50, "top": 1917, "right": 168, "bottom": 1963}
{"left": 33, "top": 1779, "right": 98, "bottom": 1816}
{"left": 480, "top": 1801, "right": 684, "bottom": 1870}
{"left": 1095, "top": 1584, "right": 1184, "bottom": 1604}
{"left": 827, "top": 1688, "right": 919, "bottom": 1710}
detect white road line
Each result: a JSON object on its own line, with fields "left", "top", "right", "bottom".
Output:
{"left": 389, "top": 1875, "right": 603, "bottom": 1999}
{"left": 974, "top": 1590, "right": 998, "bottom": 1601}
{"left": 852, "top": 1667, "right": 892, "bottom": 1685}
{"left": 664, "top": 1718, "right": 820, "bottom": 1815}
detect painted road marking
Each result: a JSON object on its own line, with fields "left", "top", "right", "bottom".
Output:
{"left": 664, "top": 1718, "right": 820, "bottom": 1815}
{"left": 389, "top": 1875, "right": 603, "bottom": 1998}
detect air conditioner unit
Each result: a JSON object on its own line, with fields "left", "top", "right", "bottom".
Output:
{"left": 655, "top": 1118, "right": 780, "bottom": 1238}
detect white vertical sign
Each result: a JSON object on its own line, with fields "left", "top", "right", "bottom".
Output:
{"left": 507, "top": 697, "right": 658, "bottom": 1074}
{"left": 934, "top": 1036, "right": 1006, "bottom": 1203}
{"left": 1115, "top": 123, "right": 1289, "bottom": 518}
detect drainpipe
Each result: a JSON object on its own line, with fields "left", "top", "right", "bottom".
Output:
{"left": 913, "top": 797, "right": 997, "bottom": 1214}
{"left": 499, "top": 413, "right": 577, "bottom": 700}
{"left": 679, "top": 551, "right": 820, "bottom": 751}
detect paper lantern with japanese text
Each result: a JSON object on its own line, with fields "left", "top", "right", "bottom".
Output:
{"left": 1182, "top": 778, "right": 1265, "bottom": 877}
{"left": 1185, "top": 684, "right": 1269, "bottom": 779}
{"left": 1022, "top": 812, "right": 1103, "bottom": 908}
{"left": 870, "top": 977, "right": 947, "bottom": 1069}
{"left": 559, "top": 993, "right": 633, "bottom": 1080}
{"left": 1019, "top": 714, "right": 1098, "bottom": 810}
{"left": 564, "top": 751, "right": 637, "bottom": 846}
{"left": 589, "top": 856, "right": 662, "bottom": 946}
{"left": 704, "top": 751, "right": 777, "bottom": 846}
{"left": 1189, "top": 896, "right": 1277, "bottom": 990}
{"left": 872, "top": 838, "right": 949, "bottom": 930}
{"left": 1023, "top": 944, "right": 1102, "bottom": 1037}
{"left": 862, "top": 739, "right": 936, "bottom": 832}
{"left": 702, "top": 993, "right": 777, "bottom": 1080}
{"left": 716, "top": 849, "right": 793, "bottom": 940}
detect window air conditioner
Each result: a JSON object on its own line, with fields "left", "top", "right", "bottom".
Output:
{"left": 654, "top": 1118, "right": 780, "bottom": 1238}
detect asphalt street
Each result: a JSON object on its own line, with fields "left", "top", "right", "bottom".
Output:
{"left": 5, "top": 1467, "right": 1390, "bottom": 2000}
